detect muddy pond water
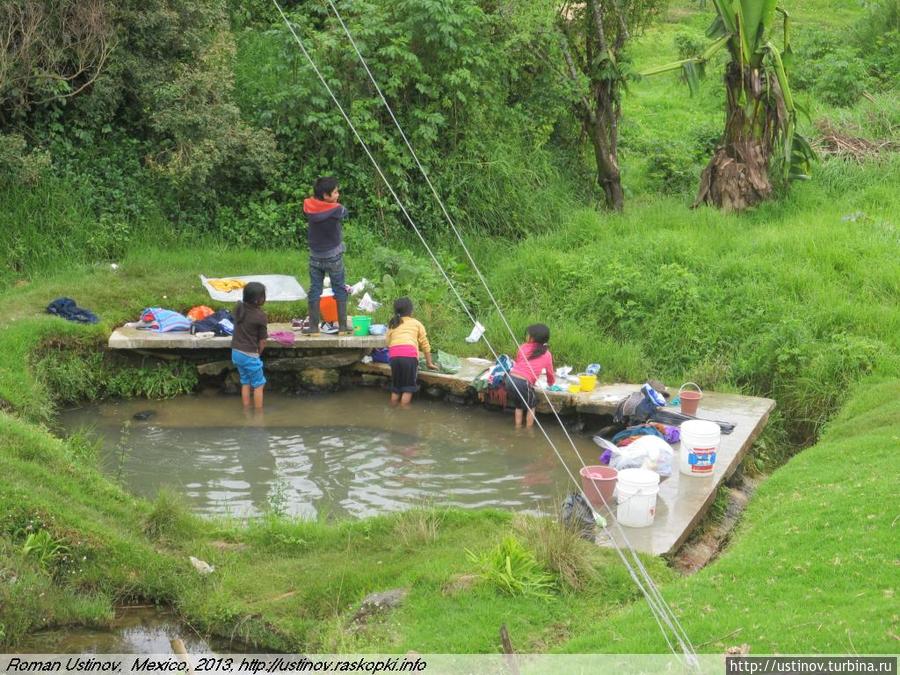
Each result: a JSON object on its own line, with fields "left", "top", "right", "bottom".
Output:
{"left": 60, "top": 388, "right": 598, "bottom": 520}
{"left": 16, "top": 607, "right": 235, "bottom": 653}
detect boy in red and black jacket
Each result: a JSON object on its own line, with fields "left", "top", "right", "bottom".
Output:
{"left": 302, "top": 176, "right": 350, "bottom": 334}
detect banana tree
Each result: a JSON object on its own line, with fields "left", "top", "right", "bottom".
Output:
{"left": 642, "top": 0, "right": 815, "bottom": 211}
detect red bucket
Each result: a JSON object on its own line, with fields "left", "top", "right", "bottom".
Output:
{"left": 580, "top": 465, "right": 618, "bottom": 510}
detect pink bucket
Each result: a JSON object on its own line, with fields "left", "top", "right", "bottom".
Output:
{"left": 580, "top": 465, "right": 618, "bottom": 510}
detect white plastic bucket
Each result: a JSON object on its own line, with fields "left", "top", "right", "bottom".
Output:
{"left": 616, "top": 468, "right": 660, "bottom": 528}
{"left": 680, "top": 420, "right": 721, "bottom": 477}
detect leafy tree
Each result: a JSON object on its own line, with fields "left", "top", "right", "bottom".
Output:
{"left": 556, "top": 0, "right": 666, "bottom": 211}
{"left": 643, "top": 0, "right": 815, "bottom": 211}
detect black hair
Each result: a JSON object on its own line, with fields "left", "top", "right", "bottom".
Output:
{"left": 313, "top": 176, "right": 339, "bottom": 200}
{"left": 235, "top": 281, "right": 266, "bottom": 322}
{"left": 526, "top": 323, "right": 550, "bottom": 359}
{"left": 388, "top": 297, "right": 413, "bottom": 329}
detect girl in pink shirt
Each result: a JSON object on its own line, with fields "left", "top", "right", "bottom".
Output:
{"left": 506, "top": 323, "right": 555, "bottom": 428}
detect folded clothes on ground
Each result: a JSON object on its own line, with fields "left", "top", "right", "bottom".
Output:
{"left": 46, "top": 297, "right": 99, "bottom": 324}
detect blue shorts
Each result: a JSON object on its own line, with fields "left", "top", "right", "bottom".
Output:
{"left": 232, "top": 350, "right": 266, "bottom": 388}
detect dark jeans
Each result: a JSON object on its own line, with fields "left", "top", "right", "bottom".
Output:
{"left": 308, "top": 253, "right": 348, "bottom": 310}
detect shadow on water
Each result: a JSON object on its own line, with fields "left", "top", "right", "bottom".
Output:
{"left": 59, "top": 388, "right": 597, "bottom": 520}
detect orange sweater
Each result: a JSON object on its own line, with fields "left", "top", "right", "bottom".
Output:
{"left": 386, "top": 317, "right": 431, "bottom": 357}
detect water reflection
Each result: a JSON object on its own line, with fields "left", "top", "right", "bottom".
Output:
{"left": 60, "top": 389, "right": 597, "bottom": 519}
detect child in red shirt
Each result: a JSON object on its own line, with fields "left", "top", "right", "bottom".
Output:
{"left": 506, "top": 323, "right": 555, "bottom": 428}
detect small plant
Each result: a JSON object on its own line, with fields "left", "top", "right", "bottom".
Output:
{"left": 466, "top": 536, "right": 556, "bottom": 599}
{"left": 21, "top": 530, "right": 69, "bottom": 571}
{"left": 515, "top": 514, "right": 597, "bottom": 592}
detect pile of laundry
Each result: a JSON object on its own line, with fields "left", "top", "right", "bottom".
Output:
{"left": 127, "top": 305, "right": 234, "bottom": 337}
{"left": 593, "top": 426, "right": 678, "bottom": 478}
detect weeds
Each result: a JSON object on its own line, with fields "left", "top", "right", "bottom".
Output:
{"left": 20, "top": 530, "right": 68, "bottom": 572}
{"left": 466, "top": 536, "right": 556, "bottom": 599}
{"left": 393, "top": 508, "right": 444, "bottom": 549}
{"left": 515, "top": 514, "right": 597, "bottom": 592}
{"left": 143, "top": 490, "right": 196, "bottom": 544}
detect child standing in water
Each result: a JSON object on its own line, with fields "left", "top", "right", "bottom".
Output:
{"left": 386, "top": 297, "right": 437, "bottom": 407}
{"left": 506, "top": 323, "right": 555, "bottom": 428}
{"left": 231, "top": 282, "right": 268, "bottom": 409}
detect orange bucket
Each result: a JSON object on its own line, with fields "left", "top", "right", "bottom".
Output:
{"left": 319, "top": 296, "right": 338, "bottom": 323}
{"left": 679, "top": 382, "right": 703, "bottom": 416}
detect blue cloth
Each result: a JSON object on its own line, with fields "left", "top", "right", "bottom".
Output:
{"left": 46, "top": 298, "right": 99, "bottom": 324}
{"left": 192, "top": 309, "right": 234, "bottom": 336}
{"left": 141, "top": 308, "right": 191, "bottom": 333}
{"left": 231, "top": 349, "right": 266, "bottom": 388}
{"left": 307, "top": 253, "right": 347, "bottom": 311}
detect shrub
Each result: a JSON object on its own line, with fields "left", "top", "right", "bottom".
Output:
{"left": 854, "top": 0, "right": 900, "bottom": 89}
{"left": 644, "top": 143, "right": 696, "bottom": 194}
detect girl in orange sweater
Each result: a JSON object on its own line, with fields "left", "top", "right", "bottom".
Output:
{"left": 386, "top": 297, "right": 437, "bottom": 407}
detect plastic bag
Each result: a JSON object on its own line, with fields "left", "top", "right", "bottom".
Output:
{"left": 609, "top": 436, "right": 674, "bottom": 477}
{"left": 561, "top": 493, "right": 596, "bottom": 541}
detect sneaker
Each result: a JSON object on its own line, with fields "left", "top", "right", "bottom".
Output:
{"left": 320, "top": 321, "right": 339, "bottom": 335}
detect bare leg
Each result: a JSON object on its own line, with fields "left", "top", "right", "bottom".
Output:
{"left": 514, "top": 409, "right": 524, "bottom": 428}
{"left": 253, "top": 385, "right": 265, "bottom": 409}
{"left": 526, "top": 409, "right": 535, "bottom": 428}
{"left": 400, "top": 392, "right": 413, "bottom": 408}
{"left": 241, "top": 385, "right": 251, "bottom": 408}
{"left": 390, "top": 393, "right": 401, "bottom": 407}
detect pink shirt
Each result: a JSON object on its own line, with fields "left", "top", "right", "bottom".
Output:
{"left": 510, "top": 343, "right": 555, "bottom": 386}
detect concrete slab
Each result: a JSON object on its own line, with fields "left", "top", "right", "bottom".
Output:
{"left": 355, "top": 356, "right": 775, "bottom": 556}
{"left": 108, "top": 323, "right": 386, "bottom": 350}
{"left": 601, "top": 390, "right": 774, "bottom": 556}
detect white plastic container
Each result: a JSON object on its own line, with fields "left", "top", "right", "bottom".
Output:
{"left": 679, "top": 419, "right": 721, "bottom": 477}
{"left": 616, "top": 468, "right": 661, "bottom": 528}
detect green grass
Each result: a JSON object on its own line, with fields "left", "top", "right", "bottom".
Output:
{"left": 0, "top": 408, "right": 657, "bottom": 650}
{"left": 1, "top": 0, "right": 898, "bottom": 654}
{"left": 560, "top": 378, "right": 900, "bottom": 654}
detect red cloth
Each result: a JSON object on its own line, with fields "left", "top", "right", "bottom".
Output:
{"left": 510, "top": 343, "right": 555, "bottom": 386}
{"left": 303, "top": 198, "right": 343, "bottom": 214}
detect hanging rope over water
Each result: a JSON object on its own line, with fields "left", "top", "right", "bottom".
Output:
{"left": 270, "top": 0, "right": 697, "bottom": 662}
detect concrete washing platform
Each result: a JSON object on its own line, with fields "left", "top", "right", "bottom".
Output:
{"left": 356, "top": 358, "right": 775, "bottom": 556}
{"left": 108, "top": 323, "right": 386, "bottom": 350}
{"left": 107, "top": 329, "right": 775, "bottom": 556}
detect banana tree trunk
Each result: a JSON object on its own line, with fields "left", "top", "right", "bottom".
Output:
{"left": 695, "top": 62, "right": 782, "bottom": 211}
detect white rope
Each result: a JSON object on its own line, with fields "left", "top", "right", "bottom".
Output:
{"left": 271, "top": 0, "right": 696, "bottom": 662}
{"left": 321, "top": 2, "right": 698, "bottom": 660}
{"left": 319, "top": 8, "right": 698, "bottom": 661}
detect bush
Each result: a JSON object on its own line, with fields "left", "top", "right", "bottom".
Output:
{"left": 854, "top": 0, "right": 900, "bottom": 89}
{"left": 792, "top": 32, "right": 871, "bottom": 107}
{"left": 644, "top": 143, "right": 696, "bottom": 194}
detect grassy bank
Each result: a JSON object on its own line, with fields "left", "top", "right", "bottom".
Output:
{"left": 0, "top": 407, "right": 663, "bottom": 650}
{"left": 561, "top": 378, "right": 900, "bottom": 654}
